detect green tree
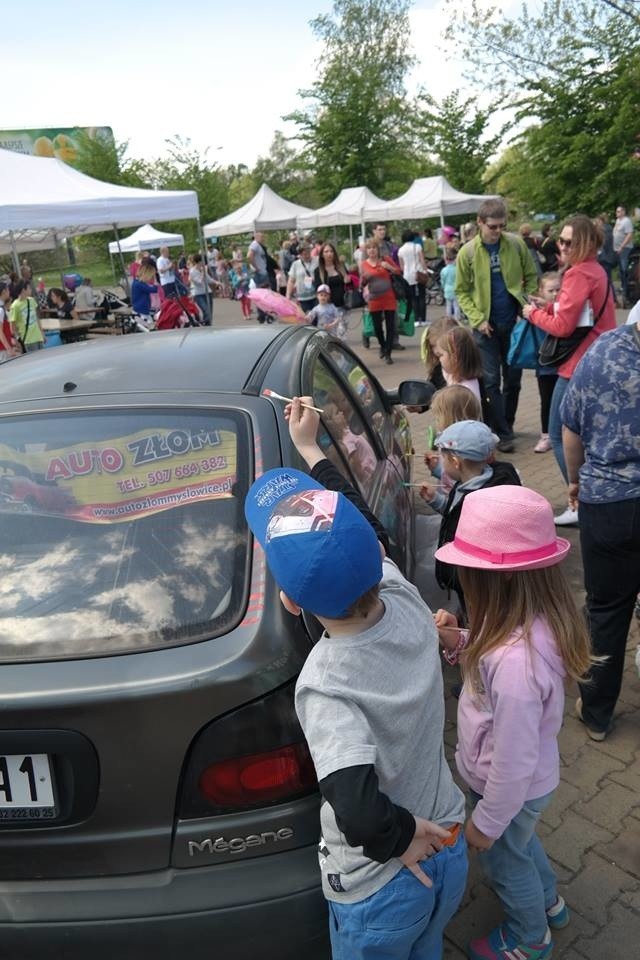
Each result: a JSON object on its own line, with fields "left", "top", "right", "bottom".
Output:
{"left": 250, "top": 131, "right": 320, "bottom": 207}
{"left": 417, "top": 91, "right": 506, "bottom": 194}
{"left": 446, "top": 0, "right": 640, "bottom": 216}
{"left": 287, "top": 0, "right": 428, "bottom": 199}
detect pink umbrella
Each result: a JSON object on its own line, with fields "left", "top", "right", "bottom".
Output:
{"left": 247, "top": 288, "right": 306, "bottom": 323}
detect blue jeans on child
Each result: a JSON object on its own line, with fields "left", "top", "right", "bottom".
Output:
{"left": 328, "top": 831, "right": 467, "bottom": 960}
{"left": 469, "top": 789, "right": 557, "bottom": 944}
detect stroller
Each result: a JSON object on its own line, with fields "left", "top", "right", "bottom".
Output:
{"left": 155, "top": 295, "right": 203, "bottom": 331}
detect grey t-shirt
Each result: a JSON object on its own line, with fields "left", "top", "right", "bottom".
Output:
{"left": 248, "top": 240, "right": 267, "bottom": 275}
{"left": 295, "top": 559, "right": 465, "bottom": 903}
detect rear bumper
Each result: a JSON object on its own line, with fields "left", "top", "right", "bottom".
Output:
{"left": 0, "top": 844, "right": 329, "bottom": 960}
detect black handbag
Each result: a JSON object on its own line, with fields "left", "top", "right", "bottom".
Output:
{"left": 343, "top": 287, "right": 365, "bottom": 310}
{"left": 391, "top": 273, "right": 412, "bottom": 302}
{"left": 538, "top": 277, "right": 611, "bottom": 367}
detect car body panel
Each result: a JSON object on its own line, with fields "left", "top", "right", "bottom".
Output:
{"left": 0, "top": 327, "right": 416, "bottom": 956}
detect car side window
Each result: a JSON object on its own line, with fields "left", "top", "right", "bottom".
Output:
{"left": 323, "top": 341, "right": 389, "bottom": 449}
{"left": 311, "top": 357, "right": 379, "bottom": 499}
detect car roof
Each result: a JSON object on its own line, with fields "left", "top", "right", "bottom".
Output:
{"left": 0, "top": 327, "right": 307, "bottom": 403}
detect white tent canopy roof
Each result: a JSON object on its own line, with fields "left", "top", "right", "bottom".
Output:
{"left": 296, "top": 186, "right": 387, "bottom": 229}
{"left": 203, "top": 184, "right": 312, "bottom": 238}
{"left": 0, "top": 147, "right": 198, "bottom": 254}
{"left": 365, "top": 175, "right": 497, "bottom": 222}
{"left": 108, "top": 223, "right": 184, "bottom": 254}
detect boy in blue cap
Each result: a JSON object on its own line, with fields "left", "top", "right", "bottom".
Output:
{"left": 245, "top": 397, "right": 467, "bottom": 960}
{"left": 419, "top": 420, "right": 520, "bottom": 605}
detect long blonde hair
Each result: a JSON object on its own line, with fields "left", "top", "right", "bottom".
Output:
{"left": 458, "top": 565, "right": 592, "bottom": 693}
{"left": 422, "top": 315, "right": 460, "bottom": 377}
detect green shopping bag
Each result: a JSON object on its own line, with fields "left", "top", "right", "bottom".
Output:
{"left": 362, "top": 300, "right": 415, "bottom": 338}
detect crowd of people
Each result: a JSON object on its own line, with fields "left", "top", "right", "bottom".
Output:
{"left": 240, "top": 198, "right": 638, "bottom": 960}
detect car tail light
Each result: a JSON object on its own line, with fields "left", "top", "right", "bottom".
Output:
{"left": 199, "top": 742, "right": 316, "bottom": 808}
{"left": 177, "top": 680, "right": 318, "bottom": 818}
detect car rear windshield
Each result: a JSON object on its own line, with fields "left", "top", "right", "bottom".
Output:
{"left": 0, "top": 409, "right": 251, "bottom": 662}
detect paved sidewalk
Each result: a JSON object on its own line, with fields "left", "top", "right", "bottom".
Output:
{"left": 214, "top": 299, "right": 640, "bottom": 959}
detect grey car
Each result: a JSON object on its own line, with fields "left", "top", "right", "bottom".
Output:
{"left": 0, "top": 326, "right": 431, "bottom": 959}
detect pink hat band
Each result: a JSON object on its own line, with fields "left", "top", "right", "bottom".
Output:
{"left": 453, "top": 536, "right": 560, "bottom": 565}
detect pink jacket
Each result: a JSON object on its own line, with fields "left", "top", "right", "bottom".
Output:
{"left": 456, "top": 618, "right": 566, "bottom": 839}
{"left": 528, "top": 258, "right": 616, "bottom": 378}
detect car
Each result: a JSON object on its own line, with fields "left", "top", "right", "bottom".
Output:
{"left": 0, "top": 326, "right": 432, "bottom": 959}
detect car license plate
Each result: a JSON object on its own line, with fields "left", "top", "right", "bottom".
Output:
{"left": 0, "top": 754, "right": 56, "bottom": 821}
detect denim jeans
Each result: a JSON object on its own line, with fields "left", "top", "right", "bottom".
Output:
{"left": 617, "top": 246, "right": 631, "bottom": 300}
{"left": 548, "top": 375, "right": 569, "bottom": 482}
{"left": 473, "top": 325, "right": 522, "bottom": 439}
{"left": 328, "top": 832, "right": 468, "bottom": 960}
{"left": 194, "top": 293, "right": 211, "bottom": 325}
{"left": 578, "top": 498, "right": 640, "bottom": 732}
{"left": 469, "top": 790, "right": 557, "bottom": 944}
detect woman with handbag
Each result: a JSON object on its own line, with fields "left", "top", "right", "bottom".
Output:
{"left": 360, "top": 239, "right": 401, "bottom": 365}
{"left": 9, "top": 281, "right": 45, "bottom": 353}
{"left": 523, "top": 214, "right": 616, "bottom": 525}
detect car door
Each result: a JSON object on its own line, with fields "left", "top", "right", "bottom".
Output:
{"left": 302, "top": 341, "right": 413, "bottom": 572}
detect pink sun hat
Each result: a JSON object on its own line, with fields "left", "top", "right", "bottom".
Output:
{"left": 434, "top": 485, "right": 571, "bottom": 571}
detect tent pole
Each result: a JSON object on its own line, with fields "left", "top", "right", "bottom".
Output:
{"left": 109, "top": 251, "right": 116, "bottom": 284}
{"left": 8, "top": 232, "right": 20, "bottom": 275}
{"left": 439, "top": 203, "right": 445, "bottom": 230}
{"left": 112, "top": 224, "right": 130, "bottom": 297}
{"left": 52, "top": 232, "right": 65, "bottom": 288}
{"left": 196, "top": 219, "right": 213, "bottom": 325}
{"left": 348, "top": 224, "right": 353, "bottom": 253}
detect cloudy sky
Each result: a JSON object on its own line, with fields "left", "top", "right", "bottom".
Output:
{"left": 4, "top": 0, "right": 517, "bottom": 168}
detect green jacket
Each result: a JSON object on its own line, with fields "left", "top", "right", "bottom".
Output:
{"left": 454, "top": 232, "right": 539, "bottom": 328}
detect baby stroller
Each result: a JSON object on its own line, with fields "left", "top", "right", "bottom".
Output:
{"left": 155, "top": 295, "right": 203, "bottom": 331}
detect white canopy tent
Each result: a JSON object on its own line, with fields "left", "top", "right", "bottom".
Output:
{"left": 0, "top": 147, "right": 198, "bottom": 271}
{"left": 296, "top": 186, "right": 387, "bottom": 232}
{"left": 365, "top": 176, "right": 497, "bottom": 226}
{"left": 203, "top": 184, "right": 312, "bottom": 238}
{"left": 107, "top": 223, "right": 184, "bottom": 254}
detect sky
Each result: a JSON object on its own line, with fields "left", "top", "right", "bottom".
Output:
{"left": 3, "top": 0, "right": 518, "bottom": 170}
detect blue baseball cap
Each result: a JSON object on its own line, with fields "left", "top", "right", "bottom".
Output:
{"left": 435, "top": 420, "right": 498, "bottom": 461}
{"left": 245, "top": 468, "right": 382, "bottom": 618}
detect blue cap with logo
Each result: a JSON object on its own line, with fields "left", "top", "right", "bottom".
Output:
{"left": 435, "top": 420, "right": 498, "bottom": 461}
{"left": 245, "top": 468, "right": 382, "bottom": 618}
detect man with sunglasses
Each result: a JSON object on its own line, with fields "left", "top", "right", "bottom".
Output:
{"left": 456, "top": 199, "right": 538, "bottom": 452}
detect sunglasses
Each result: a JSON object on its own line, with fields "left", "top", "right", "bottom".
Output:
{"left": 558, "top": 237, "right": 572, "bottom": 247}
{"left": 484, "top": 222, "right": 505, "bottom": 230}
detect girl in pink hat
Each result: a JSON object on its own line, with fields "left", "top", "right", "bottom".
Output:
{"left": 434, "top": 485, "right": 592, "bottom": 960}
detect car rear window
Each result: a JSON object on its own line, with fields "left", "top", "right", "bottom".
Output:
{"left": 0, "top": 409, "right": 251, "bottom": 662}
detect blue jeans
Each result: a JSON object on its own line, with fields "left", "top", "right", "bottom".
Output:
{"left": 617, "top": 246, "right": 631, "bottom": 300}
{"left": 469, "top": 790, "right": 557, "bottom": 944}
{"left": 473, "top": 325, "right": 522, "bottom": 439}
{"left": 194, "top": 293, "right": 211, "bottom": 325}
{"left": 548, "top": 375, "right": 569, "bottom": 482}
{"left": 328, "top": 832, "right": 467, "bottom": 960}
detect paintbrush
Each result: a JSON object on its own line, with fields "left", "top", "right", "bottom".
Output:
{"left": 262, "top": 389, "right": 324, "bottom": 414}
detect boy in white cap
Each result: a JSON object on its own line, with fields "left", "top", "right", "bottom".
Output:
{"left": 306, "top": 284, "right": 343, "bottom": 336}
{"left": 245, "top": 398, "right": 467, "bottom": 960}
{"left": 420, "top": 420, "right": 520, "bottom": 606}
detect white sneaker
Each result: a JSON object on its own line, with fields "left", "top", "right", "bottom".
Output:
{"left": 554, "top": 507, "right": 579, "bottom": 526}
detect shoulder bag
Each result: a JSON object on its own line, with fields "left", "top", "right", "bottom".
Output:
{"left": 538, "top": 276, "right": 612, "bottom": 367}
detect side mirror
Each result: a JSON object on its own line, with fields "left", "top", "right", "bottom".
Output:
{"left": 386, "top": 380, "right": 436, "bottom": 409}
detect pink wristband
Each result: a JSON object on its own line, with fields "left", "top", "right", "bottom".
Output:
{"left": 442, "top": 629, "right": 469, "bottom": 666}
